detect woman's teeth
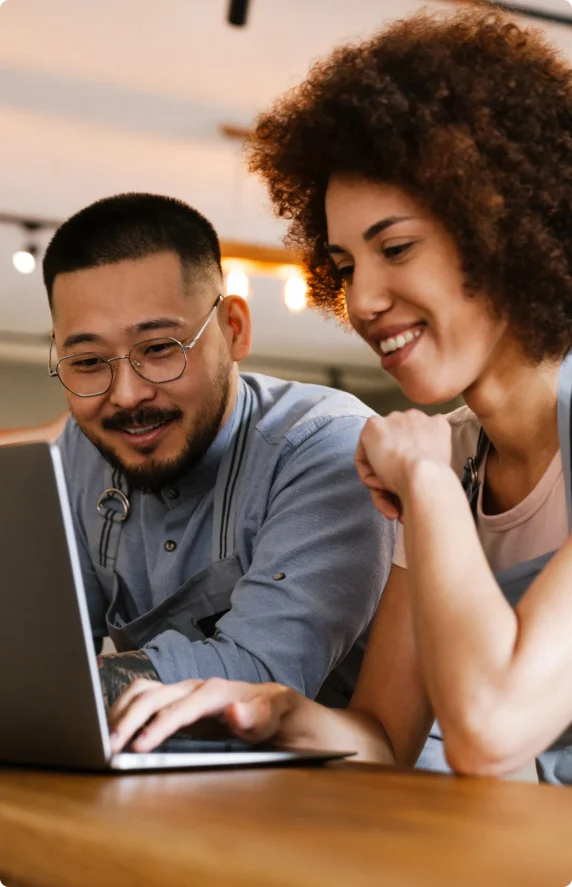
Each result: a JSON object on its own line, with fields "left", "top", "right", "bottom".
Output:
{"left": 380, "top": 328, "right": 422, "bottom": 355}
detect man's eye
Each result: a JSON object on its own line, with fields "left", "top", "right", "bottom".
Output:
{"left": 70, "top": 357, "right": 106, "bottom": 372}
{"left": 144, "top": 342, "right": 177, "bottom": 358}
{"left": 383, "top": 242, "right": 415, "bottom": 261}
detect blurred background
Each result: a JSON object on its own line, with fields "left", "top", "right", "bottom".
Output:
{"left": 0, "top": 0, "right": 571, "bottom": 426}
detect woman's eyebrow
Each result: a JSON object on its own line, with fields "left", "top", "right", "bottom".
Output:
{"left": 328, "top": 216, "right": 412, "bottom": 255}
{"left": 362, "top": 216, "right": 412, "bottom": 242}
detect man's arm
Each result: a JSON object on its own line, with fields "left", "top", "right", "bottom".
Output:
{"left": 109, "top": 564, "right": 431, "bottom": 765}
{"left": 141, "top": 417, "right": 395, "bottom": 696}
{"left": 97, "top": 651, "right": 160, "bottom": 709}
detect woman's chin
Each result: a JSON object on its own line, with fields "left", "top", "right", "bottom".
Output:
{"left": 398, "top": 381, "right": 463, "bottom": 407}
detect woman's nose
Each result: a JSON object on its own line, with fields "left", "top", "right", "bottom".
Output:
{"left": 346, "top": 267, "right": 394, "bottom": 322}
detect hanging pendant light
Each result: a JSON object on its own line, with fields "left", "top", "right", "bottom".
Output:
{"left": 283, "top": 273, "right": 307, "bottom": 313}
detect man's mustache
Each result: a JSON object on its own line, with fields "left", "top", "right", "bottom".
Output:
{"left": 102, "top": 406, "right": 183, "bottom": 431}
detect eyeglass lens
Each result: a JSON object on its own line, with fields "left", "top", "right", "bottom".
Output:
{"left": 57, "top": 338, "right": 187, "bottom": 396}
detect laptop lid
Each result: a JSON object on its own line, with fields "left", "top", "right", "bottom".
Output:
{"left": 0, "top": 442, "right": 355, "bottom": 773}
{"left": 0, "top": 441, "right": 112, "bottom": 769}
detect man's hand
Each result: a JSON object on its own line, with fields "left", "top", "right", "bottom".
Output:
{"left": 97, "top": 650, "right": 160, "bottom": 710}
{"left": 107, "top": 677, "right": 304, "bottom": 754}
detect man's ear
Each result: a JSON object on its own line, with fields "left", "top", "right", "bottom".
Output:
{"left": 224, "top": 296, "right": 252, "bottom": 362}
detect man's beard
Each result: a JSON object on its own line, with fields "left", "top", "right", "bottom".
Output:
{"left": 78, "top": 362, "right": 232, "bottom": 494}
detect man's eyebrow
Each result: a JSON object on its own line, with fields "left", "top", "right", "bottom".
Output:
{"left": 327, "top": 216, "right": 412, "bottom": 255}
{"left": 127, "top": 317, "right": 186, "bottom": 336}
{"left": 62, "top": 318, "right": 185, "bottom": 351}
{"left": 62, "top": 332, "right": 101, "bottom": 350}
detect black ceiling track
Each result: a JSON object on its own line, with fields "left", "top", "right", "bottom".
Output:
{"left": 445, "top": 1, "right": 572, "bottom": 27}
{"left": 227, "top": 0, "right": 251, "bottom": 27}
{"left": 0, "top": 211, "right": 59, "bottom": 230}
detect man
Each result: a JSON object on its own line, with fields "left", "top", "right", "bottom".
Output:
{"left": 43, "top": 192, "right": 394, "bottom": 709}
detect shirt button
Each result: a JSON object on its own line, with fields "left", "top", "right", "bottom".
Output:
{"left": 167, "top": 488, "right": 179, "bottom": 500}
{"left": 273, "top": 572, "right": 286, "bottom": 581}
{"left": 164, "top": 540, "right": 177, "bottom": 552}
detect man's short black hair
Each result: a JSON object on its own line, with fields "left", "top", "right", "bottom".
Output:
{"left": 43, "top": 192, "right": 222, "bottom": 308}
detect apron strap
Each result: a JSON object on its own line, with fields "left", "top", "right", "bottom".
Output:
{"left": 557, "top": 349, "right": 572, "bottom": 533}
{"left": 461, "top": 427, "right": 489, "bottom": 520}
{"left": 212, "top": 381, "right": 256, "bottom": 562}
{"left": 96, "top": 468, "right": 130, "bottom": 569}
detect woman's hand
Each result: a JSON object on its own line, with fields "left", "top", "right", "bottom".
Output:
{"left": 356, "top": 411, "right": 452, "bottom": 520}
{"left": 108, "top": 677, "right": 306, "bottom": 754}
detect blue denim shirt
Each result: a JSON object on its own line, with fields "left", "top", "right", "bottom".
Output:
{"left": 58, "top": 373, "right": 395, "bottom": 703}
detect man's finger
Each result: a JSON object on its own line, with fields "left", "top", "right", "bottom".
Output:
{"left": 110, "top": 681, "right": 203, "bottom": 752}
{"left": 130, "top": 679, "right": 264, "bottom": 752}
{"left": 108, "top": 677, "right": 161, "bottom": 724}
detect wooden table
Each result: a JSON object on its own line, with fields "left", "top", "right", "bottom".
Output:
{"left": 0, "top": 762, "right": 571, "bottom": 887}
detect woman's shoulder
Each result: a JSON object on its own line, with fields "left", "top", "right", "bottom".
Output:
{"left": 445, "top": 405, "right": 481, "bottom": 479}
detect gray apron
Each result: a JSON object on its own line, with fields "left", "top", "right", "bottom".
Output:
{"left": 95, "top": 383, "right": 257, "bottom": 654}
{"left": 423, "top": 351, "right": 572, "bottom": 785}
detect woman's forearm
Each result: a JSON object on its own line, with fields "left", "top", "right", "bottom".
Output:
{"left": 402, "top": 461, "right": 519, "bottom": 763}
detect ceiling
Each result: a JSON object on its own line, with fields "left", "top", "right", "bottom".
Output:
{"left": 0, "top": 0, "right": 571, "bottom": 375}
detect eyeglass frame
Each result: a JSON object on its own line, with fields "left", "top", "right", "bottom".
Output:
{"left": 48, "top": 293, "right": 224, "bottom": 398}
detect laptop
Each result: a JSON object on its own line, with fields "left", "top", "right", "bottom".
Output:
{"left": 0, "top": 441, "right": 353, "bottom": 772}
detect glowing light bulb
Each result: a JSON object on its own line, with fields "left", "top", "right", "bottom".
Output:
{"left": 284, "top": 275, "right": 307, "bottom": 313}
{"left": 12, "top": 249, "right": 36, "bottom": 275}
{"left": 226, "top": 268, "right": 249, "bottom": 299}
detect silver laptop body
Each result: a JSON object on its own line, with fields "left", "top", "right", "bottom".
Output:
{"left": 0, "top": 442, "right": 351, "bottom": 772}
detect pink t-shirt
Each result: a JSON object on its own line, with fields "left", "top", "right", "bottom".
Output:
{"left": 392, "top": 405, "right": 568, "bottom": 572}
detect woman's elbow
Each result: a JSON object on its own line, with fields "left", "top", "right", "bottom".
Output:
{"left": 441, "top": 705, "right": 530, "bottom": 778}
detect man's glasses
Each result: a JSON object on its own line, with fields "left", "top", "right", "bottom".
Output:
{"left": 48, "top": 294, "right": 223, "bottom": 398}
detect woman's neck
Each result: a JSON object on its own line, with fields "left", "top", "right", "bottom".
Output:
{"left": 464, "top": 341, "right": 560, "bottom": 460}
{"left": 463, "top": 344, "right": 561, "bottom": 512}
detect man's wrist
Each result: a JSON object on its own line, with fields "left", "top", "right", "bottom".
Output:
{"left": 98, "top": 650, "right": 160, "bottom": 709}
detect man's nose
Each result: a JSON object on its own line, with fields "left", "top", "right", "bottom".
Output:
{"left": 107, "top": 358, "right": 157, "bottom": 409}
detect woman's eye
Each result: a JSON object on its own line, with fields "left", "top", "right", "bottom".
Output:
{"left": 383, "top": 241, "right": 415, "bottom": 261}
{"left": 336, "top": 266, "right": 354, "bottom": 281}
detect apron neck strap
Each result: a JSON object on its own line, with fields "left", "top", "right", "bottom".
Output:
{"left": 557, "top": 349, "right": 572, "bottom": 532}
{"left": 212, "top": 379, "right": 256, "bottom": 562}
{"left": 462, "top": 427, "right": 489, "bottom": 519}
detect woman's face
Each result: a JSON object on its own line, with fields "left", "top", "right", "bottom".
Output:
{"left": 325, "top": 175, "right": 511, "bottom": 404}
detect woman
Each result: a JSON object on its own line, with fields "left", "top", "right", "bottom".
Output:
{"left": 107, "top": 6, "right": 572, "bottom": 784}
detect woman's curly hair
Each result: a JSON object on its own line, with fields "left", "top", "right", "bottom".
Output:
{"left": 247, "top": 6, "right": 572, "bottom": 362}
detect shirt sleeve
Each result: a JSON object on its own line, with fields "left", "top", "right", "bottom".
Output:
{"left": 57, "top": 419, "right": 109, "bottom": 653}
{"left": 143, "top": 416, "right": 396, "bottom": 697}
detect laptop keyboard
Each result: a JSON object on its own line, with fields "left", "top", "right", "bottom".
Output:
{"left": 130, "top": 733, "right": 258, "bottom": 754}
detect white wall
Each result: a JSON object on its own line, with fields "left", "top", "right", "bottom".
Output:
{"left": 0, "top": 360, "right": 67, "bottom": 426}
